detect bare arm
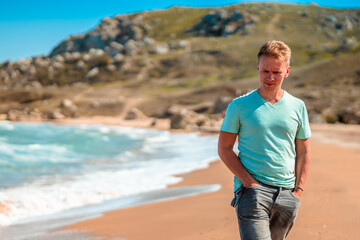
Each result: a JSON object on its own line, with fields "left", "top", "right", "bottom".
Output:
{"left": 292, "top": 138, "right": 311, "bottom": 199}
{"left": 218, "top": 131, "right": 259, "bottom": 188}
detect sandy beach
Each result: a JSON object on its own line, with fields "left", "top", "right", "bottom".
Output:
{"left": 61, "top": 123, "right": 360, "bottom": 240}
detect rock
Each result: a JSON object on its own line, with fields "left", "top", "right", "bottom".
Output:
{"left": 64, "top": 52, "right": 81, "bottom": 62}
{"left": 60, "top": 99, "right": 77, "bottom": 111}
{"left": 188, "top": 9, "right": 254, "bottom": 36}
{"left": 150, "top": 43, "right": 169, "bottom": 54}
{"left": 326, "top": 15, "right": 336, "bottom": 22}
{"left": 16, "top": 58, "right": 32, "bottom": 66}
{"left": 144, "top": 37, "right": 155, "bottom": 45}
{"left": 308, "top": 111, "right": 325, "bottom": 123}
{"left": 75, "top": 60, "right": 87, "bottom": 70}
{"left": 48, "top": 109, "right": 66, "bottom": 119}
{"left": 124, "top": 39, "right": 138, "bottom": 54}
{"left": 28, "top": 109, "right": 43, "bottom": 121}
{"left": 125, "top": 107, "right": 147, "bottom": 120}
{"left": 85, "top": 67, "right": 99, "bottom": 78}
{"left": 340, "top": 37, "right": 358, "bottom": 50}
{"left": 322, "top": 108, "right": 338, "bottom": 124}
{"left": 113, "top": 53, "right": 125, "bottom": 63}
{"left": 34, "top": 57, "right": 50, "bottom": 67}
{"left": 106, "top": 64, "right": 116, "bottom": 71}
{"left": 52, "top": 55, "right": 65, "bottom": 63}
{"left": 52, "top": 61, "right": 64, "bottom": 69}
{"left": 82, "top": 53, "right": 91, "bottom": 62}
{"left": 89, "top": 48, "right": 105, "bottom": 57}
{"left": 224, "top": 24, "right": 237, "bottom": 35}
{"left": 175, "top": 40, "right": 190, "bottom": 50}
{"left": 338, "top": 107, "right": 360, "bottom": 124}
{"left": 170, "top": 109, "right": 209, "bottom": 130}
{"left": 7, "top": 110, "right": 22, "bottom": 121}
{"left": 29, "top": 81, "right": 42, "bottom": 90}
{"left": 213, "top": 96, "right": 233, "bottom": 114}
{"left": 344, "top": 18, "right": 353, "bottom": 30}
{"left": 104, "top": 41, "right": 125, "bottom": 56}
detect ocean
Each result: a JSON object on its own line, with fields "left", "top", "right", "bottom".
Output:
{"left": 0, "top": 121, "right": 219, "bottom": 227}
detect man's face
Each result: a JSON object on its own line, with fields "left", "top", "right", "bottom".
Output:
{"left": 257, "top": 55, "right": 290, "bottom": 91}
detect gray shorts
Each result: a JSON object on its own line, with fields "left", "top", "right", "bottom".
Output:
{"left": 231, "top": 182, "right": 300, "bottom": 240}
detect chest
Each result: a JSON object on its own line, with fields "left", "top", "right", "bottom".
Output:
{"left": 239, "top": 105, "right": 300, "bottom": 138}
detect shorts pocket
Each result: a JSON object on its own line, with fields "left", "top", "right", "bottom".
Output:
{"left": 289, "top": 190, "right": 301, "bottom": 201}
{"left": 230, "top": 187, "right": 243, "bottom": 207}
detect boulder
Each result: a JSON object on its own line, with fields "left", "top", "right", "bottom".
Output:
{"left": 60, "top": 99, "right": 77, "bottom": 111}
{"left": 143, "top": 37, "right": 155, "bottom": 46}
{"left": 104, "top": 41, "right": 125, "bottom": 56}
{"left": 64, "top": 52, "right": 81, "bottom": 63}
{"left": 106, "top": 64, "right": 116, "bottom": 71}
{"left": 113, "top": 53, "right": 125, "bottom": 63}
{"left": 75, "top": 60, "right": 87, "bottom": 70}
{"left": 340, "top": 37, "right": 358, "bottom": 50}
{"left": 85, "top": 67, "right": 99, "bottom": 78}
{"left": 125, "top": 107, "right": 147, "bottom": 120}
{"left": 48, "top": 109, "right": 66, "bottom": 119}
{"left": 213, "top": 96, "right": 233, "bottom": 114}
{"left": 34, "top": 57, "right": 50, "bottom": 67}
{"left": 188, "top": 9, "right": 254, "bottom": 36}
{"left": 52, "top": 55, "right": 65, "bottom": 63}
{"left": 175, "top": 40, "right": 190, "bottom": 50}
{"left": 338, "top": 107, "right": 360, "bottom": 124}
{"left": 150, "top": 43, "right": 169, "bottom": 54}
{"left": 170, "top": 108, "right": 210, "bottom": 130}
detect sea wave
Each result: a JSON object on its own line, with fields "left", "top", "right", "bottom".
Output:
{"left": 0, "top": 122, "right": 219, "bottom": 226}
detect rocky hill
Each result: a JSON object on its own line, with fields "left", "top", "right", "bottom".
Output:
{"left": 0, "top": 3, "right": 359, "bottom": 129}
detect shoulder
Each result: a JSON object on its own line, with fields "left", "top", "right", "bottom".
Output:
{"left": 284, "top": 91, "right": 306, "bottom": 108}
{"left": 231, "top": 89, "right": 257, "bottom": 106}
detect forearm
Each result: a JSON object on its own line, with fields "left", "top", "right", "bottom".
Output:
{"left": 218, "top": 147, "right": 258, "bottom": 187}
{"left": 295, "top": 151, "right": 311, "bottom": 188}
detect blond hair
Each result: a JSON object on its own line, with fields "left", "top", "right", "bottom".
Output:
{"left": 257, "top": 40, "right": 291, "bottom": 66}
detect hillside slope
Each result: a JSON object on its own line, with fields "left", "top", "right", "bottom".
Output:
{"left": 0, "top": 3, "right": 359, "bottom": 126}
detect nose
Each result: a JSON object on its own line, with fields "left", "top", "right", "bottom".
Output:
{"left": 267, "top": 72, "right": 275, "bottom": 81}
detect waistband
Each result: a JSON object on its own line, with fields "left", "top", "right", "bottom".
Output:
{"left": 258, "top": 182, "right": 293, "bottom": 191}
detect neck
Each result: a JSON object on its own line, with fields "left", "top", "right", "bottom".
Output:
{"left": 257, "top": 88, "right": 284, "bottom": 104}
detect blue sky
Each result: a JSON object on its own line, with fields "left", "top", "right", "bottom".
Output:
{"left": 0, "top": 0, "right": 359, "bottom": 62}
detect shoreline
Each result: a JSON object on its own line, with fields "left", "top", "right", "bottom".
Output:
{"left": 1, "top": 119, "right": 360, "bottom": 239}
{"left": 66, "top": 123, "right": 360, "bottom": 240}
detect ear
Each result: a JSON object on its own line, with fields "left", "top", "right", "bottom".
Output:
{"left": 257, "top": 64, "right": 260, "bottom": 72}
{"left": 285, "top": 66, "right": 290, "bottom": 78}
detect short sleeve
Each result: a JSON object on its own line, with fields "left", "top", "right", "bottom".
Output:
{"left": 220, "top": 100, "right": 240, "bottom": 134}
{"left": 296, "top": 103, "right": 311, "bottom": 139}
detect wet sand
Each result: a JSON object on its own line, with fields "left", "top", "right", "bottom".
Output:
{"left": 66, "top": 123, "right": 360, "bottom": 239}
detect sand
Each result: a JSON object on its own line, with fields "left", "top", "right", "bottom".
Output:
{"left": 63, "top": 123, "right": 360, "bottom": 240}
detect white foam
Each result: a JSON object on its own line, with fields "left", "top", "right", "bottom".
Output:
{"left": 0, "top": 121, "right": 15, "bottom": 131}
{"left": 0, "top": 123, "right": 219, "bottom": 227}
{"left": 0, "top": 158, "right": 208, "bottom": 226}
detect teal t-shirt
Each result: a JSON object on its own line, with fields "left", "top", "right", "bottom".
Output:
{"left": 220, "top": 90, "right": 311, "bottom": 191}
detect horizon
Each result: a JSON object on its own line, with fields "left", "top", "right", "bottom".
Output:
{"left": 0, "top": 0, "right": 359, "bottom": 63}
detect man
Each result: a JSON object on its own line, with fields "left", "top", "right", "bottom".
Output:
{"left": 218, "top": 40, "right": 311, "bottom": 240}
